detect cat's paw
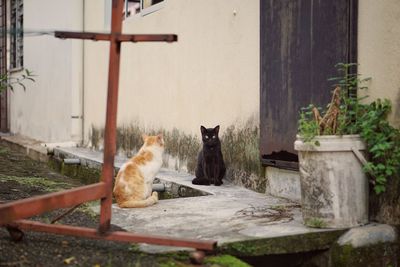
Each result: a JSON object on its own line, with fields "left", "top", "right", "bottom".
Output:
{"left": 192, "top": 177, "right": 210, "bottom": 186}
{"left": 152, "top": 191, "right": 159, "bottom": 201}
{"left": 214, "top": 180, "right": 223, "bottom": 186}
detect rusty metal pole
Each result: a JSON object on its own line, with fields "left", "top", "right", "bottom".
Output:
{"left": 98, "top": 0, "right": 124, "bottom": 233}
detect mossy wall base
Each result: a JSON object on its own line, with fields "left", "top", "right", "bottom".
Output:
{"left": 88, "top": 118, "right": 266, "bottom": 192}
{"left": 329, "top": 242, "right": 399, "bottom": 267}
{"left": 48, "top": 157, "right": 102, "bottom": 185}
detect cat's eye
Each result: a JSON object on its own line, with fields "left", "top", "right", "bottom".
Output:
{"left": 212, "top": 135, "right": 216, "bottom": 139}
{"left": 205, "top": 136, "right": 209, "bottom": 139}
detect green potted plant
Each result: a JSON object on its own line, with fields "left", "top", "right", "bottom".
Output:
{"left": 295, "top": 63, "right": 400, "bottom": 228}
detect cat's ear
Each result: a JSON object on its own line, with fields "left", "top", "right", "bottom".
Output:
{"left": 200, "top": 126, "right": 207, "bottom": 135}
{"left": 142, "top": 134, "right": 148, "bottom": 142}
{"left": 214, "top": 125, "right": 220, "bottom": 135}
{"left": 157, "top": 133, "right": 164, "bottom": 146}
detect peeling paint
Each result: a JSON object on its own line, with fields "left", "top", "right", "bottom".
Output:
{"left": 89, "top": 117, "right": 265, "bottom": 192}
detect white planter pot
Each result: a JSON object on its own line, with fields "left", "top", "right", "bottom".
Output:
{"left": 294, "top": 135, "right": 369, "bottom": 228}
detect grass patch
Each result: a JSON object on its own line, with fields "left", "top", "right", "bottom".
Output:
{"left": 0, "top": 174, "right": 73, "bottom": 192}
{"left": 0, "top": 147, "right": 8, "bottom": 154}
{"left": 158, "top": 260, "right": 188, "bottom": 267}
{"left": 78, "top": 200, "right": 101, "bottom": 219}
{"left": 304, "top": 217, "right": 327, "bottom": 228}
{"left": 204, "top": 255, "right": 251, "bottom": 267}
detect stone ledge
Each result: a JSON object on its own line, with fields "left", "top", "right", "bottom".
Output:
{"left": 330, "top": 224, "right": 399, "bottom": 266}
{"left": 0, "top": 134, "right": 49, "bottom": 162}
{"left": 219, "top": 230, "right": 346, "bottom": 256}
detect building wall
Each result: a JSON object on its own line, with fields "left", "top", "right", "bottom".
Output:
{"left": 9, "top": 0, "right": 84, "bottom": 143}
{"left": 83, "top": 0, "right": 260, "bottom": 140}
{"left": 83, "top": 0, "right": 262, "bottom": 190}
{"left": 358, "top": 0, "right": 400, "bottom": 128}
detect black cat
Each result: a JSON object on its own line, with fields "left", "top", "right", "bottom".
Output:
{"left": 192, "top": 125, "right": 226, "bottom": 186}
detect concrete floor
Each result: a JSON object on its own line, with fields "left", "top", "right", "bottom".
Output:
{"left": 53, "top": 146, "right": 343, "bottom": 253}
{"left": 2, "top": 134, "right": 398, "bottom": 267}
{"left": 0, "top": 134, "right": 349, "bottom": 255}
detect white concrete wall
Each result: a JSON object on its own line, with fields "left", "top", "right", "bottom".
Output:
{"left": 358, "top": 0, "right": 400, "bottom": 128}
{"left": 265, "top": 167, "right": 301, "bottom": 202}
{"left": 7, "top": 1, "right": 399, "bottom": 143}
{"left": 83, "top": 0, "right": 260, "bottom": 142}
{"left": 9, "top": 0, "right": 84, "bottom": 143}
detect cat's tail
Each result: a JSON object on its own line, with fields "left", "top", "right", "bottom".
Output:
{"left": 118, "top": 192, "right": 159, "bottom": 208}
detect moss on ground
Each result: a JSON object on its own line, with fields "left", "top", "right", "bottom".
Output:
{"left": 157, "top": 251, "right": 191, "bottom": 267}
{"left": 155, "top": 252, "right": 249, "bottom": 267}
{"left": 204, "top": 255, "right": 251, "bottom": 267}
{"left": 0, "top": 174, "right": 72, "bottom": 192}
{"left": 0, "top": 173, "right": 100, "bottom": 221}
{"left": 0, "top": 147, "right": 8, "bottom": 155}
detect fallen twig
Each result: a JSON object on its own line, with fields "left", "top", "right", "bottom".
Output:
{"left": 50, "top": 204, "right": 82, "bottom": 224}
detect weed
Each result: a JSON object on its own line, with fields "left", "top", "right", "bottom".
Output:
{"left": 304, "top": 217, "right": 327, "bottom": 228}
{"left": 204, "top": 255, "right": 251, "bottom": 267}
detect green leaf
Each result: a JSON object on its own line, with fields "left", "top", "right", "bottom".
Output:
{"left": 374, "top": 185, "right": 386, "bottom": 194}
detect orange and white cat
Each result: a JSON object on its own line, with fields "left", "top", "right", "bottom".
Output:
{"left": 113, "top": 134, "right": 164, "bottom": 208}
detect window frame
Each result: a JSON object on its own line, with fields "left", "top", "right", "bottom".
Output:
{"left": 124, "top": 0, "right": 140, "bottom": 19}
{"left": 10, "top": 0, "right": 23, "bottom": 71}
{"left": 124, "top": 0, "right": 165, "bottom": 19}
{"left": 140, "top": 0, "right": 165, "bottom": 16}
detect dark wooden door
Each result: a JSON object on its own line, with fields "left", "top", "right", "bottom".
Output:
{"left": 0, "top": 0, "right": 7, "bottom": 132}
{"left": 260, "top": 0, "right": 357, "bottom": 169}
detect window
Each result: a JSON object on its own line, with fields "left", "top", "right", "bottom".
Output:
{"left": 141, "top": 0, "right": 165, "bottom": 16}
{"left": 124, "top": 0, "right": 165, "bottom": 19}
{"left": 10, "top": 0, "right": 23, "bottom": 70}
{"left": 124, "top": 0, "right": 140, "bottom": 18}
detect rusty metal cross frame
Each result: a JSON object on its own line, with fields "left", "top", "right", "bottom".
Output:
{"left": 0, "top": 0, "right": 216, "bottom": 251}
